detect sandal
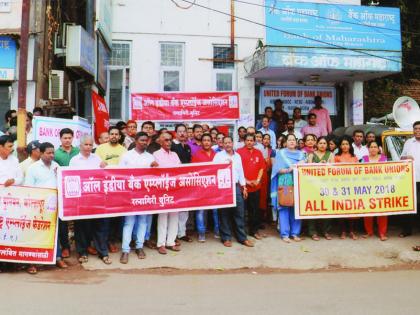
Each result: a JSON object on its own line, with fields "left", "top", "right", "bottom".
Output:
{"left": 311, "top": 234, "right": 320, "bottom": 241}
{"left": 362, "top": 234, "right": 373, "bottom": 239}
{"left": 340, "top": 232, "right": 347, "bottom": 240}
{"left": 282, "top": 237, "right": 291, "bottom": 243}
{"left": 380, "top": 235, "right": 388, "bottom": 241}
{"left": 349, "top": 232, "right": 358, "bottom": 240}
{"left": 26, "top": 265, "right": 37, "bottom": 275}
{"left": 78, "top": 255, "right": 88, "bottom": 264}
{"left": 324, "top": 234, "right": 332, "bottom": 240}
{"left": 101, "top": 256, "right": 112, "bottom": 265}
{"left": 412, "top": 246, "right": 420, "bottom": 252}
{"left": 291, "top": 236, "right": 301, "bottom": 242}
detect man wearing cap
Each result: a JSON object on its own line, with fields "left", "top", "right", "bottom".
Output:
{"left": 20, "top": 141, "right": 41, "bottom": 178}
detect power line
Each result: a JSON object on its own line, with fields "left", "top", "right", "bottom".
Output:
{"left": 176, "top": 0, "right": 409, "bottom": 67}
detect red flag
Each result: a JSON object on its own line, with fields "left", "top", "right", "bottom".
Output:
{"left": 92, "top": 91, "right": 110, "bottom": 143}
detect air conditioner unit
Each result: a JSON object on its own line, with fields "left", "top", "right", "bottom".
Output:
{"left": 54, "top": 22, "right": 76, "bottom": 56}
{"left": 49, "top": 70, "right": 65, "bottom": 100}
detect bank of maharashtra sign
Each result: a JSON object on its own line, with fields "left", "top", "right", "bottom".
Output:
{"left": 265, "top": 0, "right": 401, "bottom": 51}
{"left": 294, "top": 161, "right": 416, "bottom": 219}
{"left": 131, "top": 92, "right": 239, "bottom": 121}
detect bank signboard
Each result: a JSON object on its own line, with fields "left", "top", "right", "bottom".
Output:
{"left": 265, "top": 1, "right": 401, "bottom": 52}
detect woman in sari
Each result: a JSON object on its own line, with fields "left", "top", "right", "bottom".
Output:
{"left": 271, "top": 134, "right": 305, "bottom": 243}
{"left": 307, "top": 136, "right": 335, "bottom": 240}
{"left": 302, "top": 134, "right": 316, "bottom": 155}
{"left": 334, "top": 136, "right": 359, "bottom": 240}
{"left": 362, "top": 140, "right": 388, "bottom": 241}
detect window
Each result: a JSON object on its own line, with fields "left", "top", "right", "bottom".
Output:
{"left": 213, "top": 45, "right": 235, "bottom": 91}
{"left": 160, "top": 42, "right": 184, "bottom": 91}
{"left": 106, "top": 42, "right": 131, "bottom": 122}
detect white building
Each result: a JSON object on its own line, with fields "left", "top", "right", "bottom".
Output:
{"left": 110, "top": 0, "right": 401, "bottom": 129}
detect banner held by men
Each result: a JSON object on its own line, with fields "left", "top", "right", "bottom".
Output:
{"left": 0, "top": 186, "right": 58, "bottom": 264}
{"left": 294, "top": 161, "right": 416, "bottom": 219}
{"left": 58, "top": 163, "right": 235, "bottom": 220}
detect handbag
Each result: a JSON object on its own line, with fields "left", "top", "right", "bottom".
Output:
{"left": 278, "top": 186, "right": 294, "bottom": 207}
{"left": 278, "top": 149, "right": 295, "bottom": 206}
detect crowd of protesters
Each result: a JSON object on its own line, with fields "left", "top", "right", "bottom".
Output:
{"left": 0, "top": 98, "right": 419, "bottom": 275}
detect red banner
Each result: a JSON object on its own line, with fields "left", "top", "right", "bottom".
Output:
{"left": 130, "top": 92, "right": 240, "bottom": 121}
{"left": 58, "top": 163, "right": 235, "bottom": 220}
{"left": 92, "top": 91, "right": 110, "bottom": 143}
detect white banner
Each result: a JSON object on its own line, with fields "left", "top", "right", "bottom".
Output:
{"left": 259, "top": 86, "right": 337, "bottom": 116}
{"left": 33, "top": 116, "right": 92, "bottom": 149}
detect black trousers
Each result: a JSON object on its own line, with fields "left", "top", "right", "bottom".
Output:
{"left": 58, "top": 219, "right": 70, "bottom": 250}
{"left": 245, "top": 190, "right": 261, "bottom": 236}
{"left": 74, "top": 219, "right": 108, "bottom": 258}
{"left": 400, "top": 182, "right": 420, "bottom": 234}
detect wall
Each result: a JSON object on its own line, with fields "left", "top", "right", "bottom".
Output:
{"left": 112, "top": 0, "right": 265, "bottom": 125}
{"left": 0, "top": 0, "right": 21, "bottom": 30}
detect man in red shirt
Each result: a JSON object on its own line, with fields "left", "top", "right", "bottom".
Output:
{"left": 192, "top": 134, "right": 218, "bottom": 242}
{"left": 237, "top": 134, "right": 265, "bottom": 240}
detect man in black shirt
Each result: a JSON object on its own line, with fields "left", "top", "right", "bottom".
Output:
{"left": 171, "top": 123, "right": 193, "bottom": 242}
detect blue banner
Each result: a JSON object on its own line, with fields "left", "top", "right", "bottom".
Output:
{"left": 265, "top": 1, "right": 401, "bottom": 51}
{"left": 0, "top": 36, "right": 17, "bottom": 81}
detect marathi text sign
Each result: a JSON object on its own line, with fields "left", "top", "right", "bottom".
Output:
{"left": 58, "top": 163, "right": 235, "bottom": 220}
{"left": 131, "top": 92, "right": 240, "bottom": 121}
{"left": 33, "top": 116, "right": 92, "bottom": 149}
{"left": 259, "top": 86, "right": 336, "bottom": 115}
{"left": 295, "top": 161, "right": 416, "bottom": 219}
{"left": 0, "top": 186, "right": 58, "bottom": 264}
{"left": 265, "top": 0, "right": 401, "bottom": 51}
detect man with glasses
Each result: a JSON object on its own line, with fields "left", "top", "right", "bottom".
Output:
{"left": 153, "top": 132, "right": 182, "bottom": 254}
{"left": 124, "top": 120, "right": 138, "bottom": 149}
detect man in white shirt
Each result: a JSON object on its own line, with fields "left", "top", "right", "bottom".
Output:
{"left": 0, "top": 135, "right": 23, "bottom": 186}
{"left": 69, "top": 136, "right": 111, "bottom": 265}
{"left": 25, "top": 142, "right": 67, "bottom": 270}
{"left": 282, "top": 119, "right": 303, "bottom": 140}
{"left": 293, "top": 107, "right": 307, "bottom": 134}
{"left": 258, "top": 116, "right": 276, "bottom": 149}
{"left": 352, "top": 130, "right": 368, "bottom": 160}
{"left": 214, "top": 136, "right": 254, "bottom": 248}
{"left": 119, "top": 132, "right": 158, "bottom": 264}
{"left": 400, "top": 121, "right": 420, "bottom": 240}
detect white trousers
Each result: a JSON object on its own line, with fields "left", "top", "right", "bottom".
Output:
{"left": 177, "top": 211, "right": 189, "bottom": 238}
{"left": 157, "top": 212, "right": 179, "bottom": 247}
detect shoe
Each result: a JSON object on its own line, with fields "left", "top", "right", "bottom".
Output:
{"left": 242, "top": 240, "right": 254, "bottom": 247}
{"left": 291, "top": 236, "right": 302, "bottom": 242}
{"left": 101, "top": 256, "right": 112, "bottom": 265}
{"left": 214, "top": 233, "right": 220, "bottom": 239}
{"left": 120, "top": 253, "right": 129, "bottom": 264}
{"left": 166, "top": 245, "right": 181, "bottom": 252}
{"left": 108, "top": 243, "right": 119, "bottom": 253}
{"left": 56, "top": 260, "right": 68, "bottom": 269}
{"left": 78, "top": 255, "right": 88, "bottom": 264}
{"left": 26, "top": 265, "right": 37, "bottom": 275}
{"left": 282, "top": 237, "right": 291, "bottom": 243}
{"left": 198, "top": 234, "right": 206, "bottom": 242}
{"left": 179, "top": 236, "right": 193, "bottom": 242}
{"left": 175, "top": 239, "right": 181, "bottom": 246}
{"left": 158, "top": 246, "right": 167, "bottom": 255}
{"left": 87, "top": 246, "right": 98, "bottom": 255}
{"left": 61, "top": 248, "right": 70, "bottom": 258}
{"left": 135, "top": 248, "right": 146, "bottom": 259}
{"left": 223, "top": 240, "right": 232, "bottom": 247}
{"left": 145, "top": 240, "right": 157, "bottom": 249}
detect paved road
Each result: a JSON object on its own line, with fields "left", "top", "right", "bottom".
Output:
{"left": 0, "top": 269, "right": 418, "bottom": 314}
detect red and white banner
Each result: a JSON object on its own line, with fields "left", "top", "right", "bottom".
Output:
{"left": 131, "top": 92, "right": 240, "bottom": 121}
{"left": 92, "top": 91, "right": 110, "bottom": 143}
{"left": 58, "top": 163, "right": 235, "bottom": 220}
{"left": 0, "top": 186, "right": 58, "bottom": 265}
